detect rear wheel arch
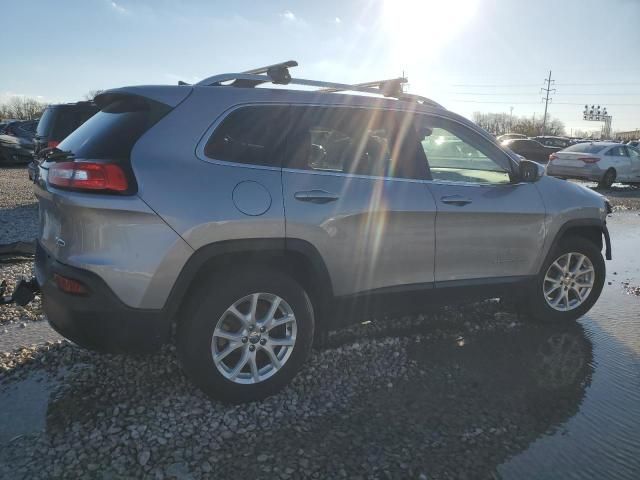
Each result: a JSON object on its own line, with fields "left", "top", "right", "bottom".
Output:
{"left": 599, "top": 168, "right": 616, "bottom": 188}
{"left": 165, "top": 238, "right": 334, "bottom": 330}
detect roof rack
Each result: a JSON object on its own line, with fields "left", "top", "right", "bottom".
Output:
{"left": 194, "top": 60, "right": 443, "bottom": 108}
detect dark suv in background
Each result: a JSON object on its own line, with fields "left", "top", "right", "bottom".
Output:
{"left": 33, "top": 101, "right": 98, "bottom": 155}
{"left": 29, "top": 101, "right": 98, "bottom": 178}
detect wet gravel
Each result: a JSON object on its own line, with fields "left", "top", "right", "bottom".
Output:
{"left": 621, "top": 281, "right": 640, "bottom": 296}
{"left": 0, "top": 302, "right": 554, "bottom": 480}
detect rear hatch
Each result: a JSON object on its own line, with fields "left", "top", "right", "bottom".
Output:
{"left": 34, "top": 92, "right": 176, "bottom": 258}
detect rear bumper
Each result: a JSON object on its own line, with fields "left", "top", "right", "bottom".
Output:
{"left": 35, "top": 242, "right": 171, "bottom": 353}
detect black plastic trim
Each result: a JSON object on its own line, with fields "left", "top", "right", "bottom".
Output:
{"left": 161, "top": 237, "right": 334, "bottom": 321}
{"left": 543, "top": 218, "right": 611, "bottom": 269}
{"left": 36, "top": 242, "right": 171, "bottom": 353}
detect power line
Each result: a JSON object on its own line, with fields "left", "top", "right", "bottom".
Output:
{"left": 447, "top": 92, "right": 640, "bottom": 96}
{"left": 449, "top": 82, "right": 640, "bottom": 88}
{"left": 449, "top": 100, "right": 640, "bottom": 106}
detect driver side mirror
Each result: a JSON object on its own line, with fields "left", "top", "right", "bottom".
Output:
{"left": 519, "top": 159, "right": 544, "bottom": 183}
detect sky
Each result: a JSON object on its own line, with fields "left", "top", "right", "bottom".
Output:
{"left": 2, "top": 0, "right": 640, "bottom": 133}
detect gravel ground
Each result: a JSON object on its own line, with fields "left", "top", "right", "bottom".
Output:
{"left": 0, "top": 166, "right": 38, "bottom": 244}
{"left": 622, "top": 281, "right": 640, "bottom": 296}
{"left": 1, "top": 302, "right": 588, "bottom": 480}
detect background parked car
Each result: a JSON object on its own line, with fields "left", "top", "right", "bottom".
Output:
{"left": 547, "top": 142, "right": 640, "bottom": 188}
{"left": 501, "top": 138, "right": 561, "bottom": 163}
{"left": 534, "top": 136, "right": 573, "bottom": 149}
{"left": 628, "top": 140, "right": 640, "bottom": 148}
{"left": 0, "top": 119, "right": 38, "bottom": 164}
{"left": 496, "top": 133, "right": 526, "bottom": 143}
{"left": 33, "top": 101, "right": 98, "bottom": 156}
{"left": 29, "top": 101, "right": 98, "bottom": 179}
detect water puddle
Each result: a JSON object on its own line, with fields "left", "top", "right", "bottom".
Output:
{"left": 0, "top": 371, "right": 59, "bottom": 445}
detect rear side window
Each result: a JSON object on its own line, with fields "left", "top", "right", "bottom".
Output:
{"left": 564, "top": 143, "right": 606, "bottom": 154}
{"left": 58, "top": 97, "right": 170, "bottom": 160}
{"left": 606, "top": 146, "right": 628, "bottom": 157}
{"left": 285, "top": 106, "right": 427, "bottom": 179}
{"left": 204, "top": 106, "right": 288, "bottom": 167}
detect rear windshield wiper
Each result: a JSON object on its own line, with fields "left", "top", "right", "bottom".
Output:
{"left": 45, "top": 149, "right": 76, "bottom": 162}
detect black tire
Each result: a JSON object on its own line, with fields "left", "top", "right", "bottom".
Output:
{"left": 177, "top": 268, "right": 314, "bottom": 403}
{"left": 526, "top": 236, "right": 605, "bottom": 324}
{"left": 598, "top": 168, "right": 616, "bottom": 189}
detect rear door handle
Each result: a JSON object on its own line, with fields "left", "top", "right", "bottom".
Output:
{"left": 440, "top": 195, "right": 472, "bottom": 206}
{"left": 294, "top": 190, "right": 339, "bottom": 204}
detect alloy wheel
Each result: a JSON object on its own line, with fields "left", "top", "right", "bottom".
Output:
{"left": 211, "top": 293, "right": 297, "bottom": 384}
{"left": 543, "top": 252, "right": 595, "bottom": 312}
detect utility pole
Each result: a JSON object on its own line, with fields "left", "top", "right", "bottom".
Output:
{"left": 541, "top": 70, "right": 555, "bottom": 136}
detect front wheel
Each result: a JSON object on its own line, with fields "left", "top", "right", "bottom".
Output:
{"left": 527, "top": 237, "right": 605, "bottom": 323}
{"left": 177, "top": 268, "right": 314, "bottom": 403}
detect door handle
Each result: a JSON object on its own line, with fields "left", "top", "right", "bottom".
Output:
{"left": 440, "top": 195, "right": 472, "bottom": 206}
{"left": 294, "top": 190, "right": 339, "bottom": 204}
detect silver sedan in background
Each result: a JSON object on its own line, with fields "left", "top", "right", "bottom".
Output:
{"left": 546, "top": 142, "right": 640, "bottom": 188}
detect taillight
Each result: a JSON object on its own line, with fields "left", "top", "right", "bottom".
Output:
{"left": 579, "top": 157, "right": 600, "bottom": 164}
{"left": 48, "top": 161, "right": 129, "bottom": 192}
{"left": 549, "top": 153, "right": 558, "bottom": 161}
{"left": 54, "top": 273, "right": 88, "bottom": 295}
{"left": 47, "top": 140, "right": 60, "bottom": 149}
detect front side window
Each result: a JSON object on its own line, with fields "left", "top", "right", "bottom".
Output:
{"left": 205, "top": 106, "right": 289, "bottom": 167}
{"left": 417, "top": 117, "right": 512, "bottom": 184}
{"left": 285, "top": 106, "right": 426, "bottom": 180}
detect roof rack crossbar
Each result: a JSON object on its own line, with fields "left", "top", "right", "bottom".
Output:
{"left": 241, "top": 60, "right": 298, "bottom": 75}
{"left": 318, "top": 77, "right": 407, "bottom": 95}
{"left": 195, "top": 67, "right": 443, "bottom": 108}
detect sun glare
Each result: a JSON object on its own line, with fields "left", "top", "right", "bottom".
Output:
{"left": 381, "top": 0, "right": 480, "bottom": 63}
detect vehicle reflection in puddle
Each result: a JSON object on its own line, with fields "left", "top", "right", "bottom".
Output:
{"left": 500, "top": 212, "right": 640, "bottom": 479}
{"left": 207, "top": 323, "right": 593, "bottom": 478}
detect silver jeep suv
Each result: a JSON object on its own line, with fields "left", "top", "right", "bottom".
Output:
{"left": 33, "top": 61, "right": 611, "bottom": 402}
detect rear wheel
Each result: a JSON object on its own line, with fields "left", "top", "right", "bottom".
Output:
{"left": 598, "top": 168, "right": 616, "bottom": 189}
{"left": 177, "top": 268, "right": 314, "bottom": 403}
{"left": 527, "top": 237, "right": 605, "bottom": 323}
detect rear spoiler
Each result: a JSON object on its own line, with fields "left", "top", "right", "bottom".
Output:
{"left": 95, "top": 85, "right": 192, "bottom": 109}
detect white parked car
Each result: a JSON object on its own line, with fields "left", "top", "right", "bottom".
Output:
{"left": 547, "top": 142, "right": 640, "bottom": 188}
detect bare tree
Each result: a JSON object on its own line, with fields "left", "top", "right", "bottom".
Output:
{"left": 473, "top": 111, "right": 566, "bottom": 137}
{"left": 0, "top": 96, "right": 48, "bottom": 120}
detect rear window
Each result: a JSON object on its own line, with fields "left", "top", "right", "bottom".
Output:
{"left": 564, "top": 143, "right": 607, "bottom": 154}
{"left": 58, "top": 97, "right": 170, "bottom": 160}
{"left": 36, "top": 108, "right": 55, "bottom": 137}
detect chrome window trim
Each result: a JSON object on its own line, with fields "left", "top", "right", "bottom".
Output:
{"left": 195, "top": 102, "right": 518, "bottom": 178}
